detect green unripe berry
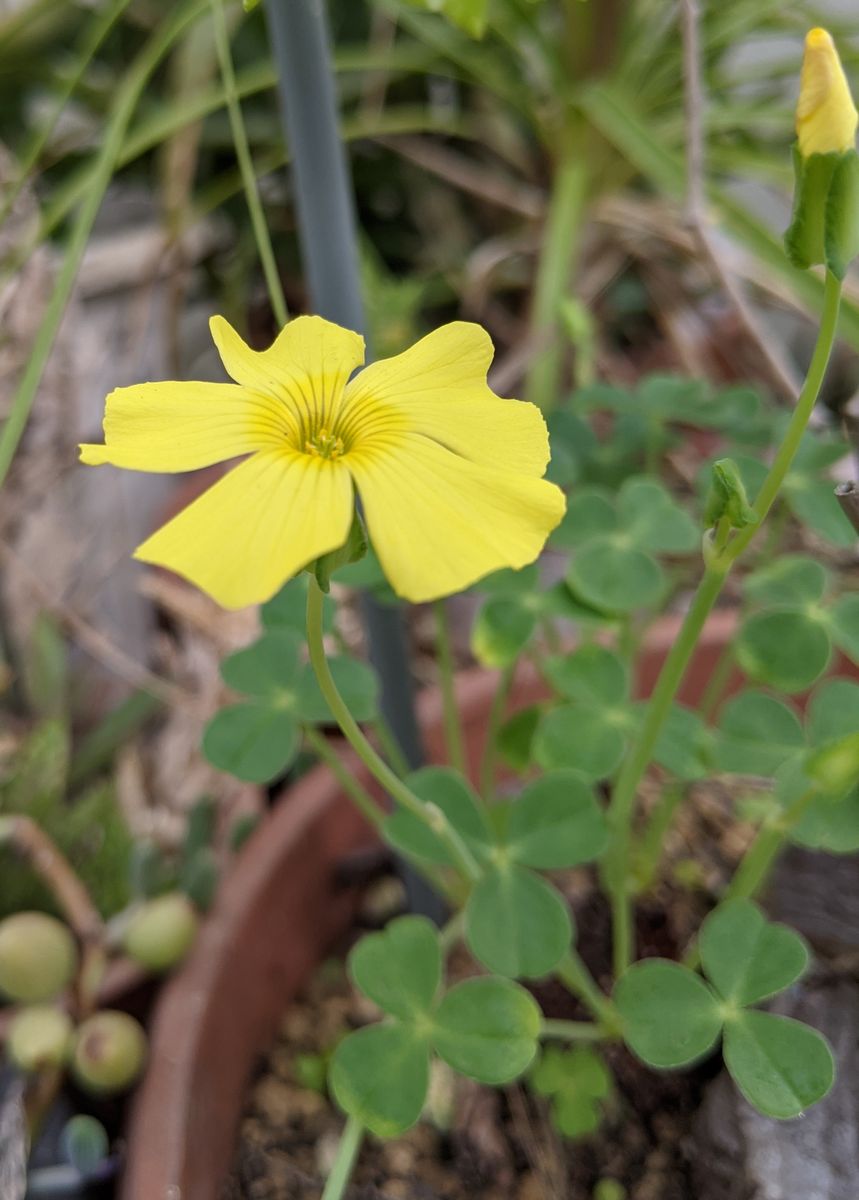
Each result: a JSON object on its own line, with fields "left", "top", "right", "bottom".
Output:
{"left": 7, "top": 1005, "right": 73, "bottom": 1072}
{"left": 71, "top": 1011, "right": 147, "bottom": 1096}
{"left": 123, "top": 892, "right": 198, "bottom": 973}
{"left": 0, "top": 913, "right": 78, "bottom": 1003}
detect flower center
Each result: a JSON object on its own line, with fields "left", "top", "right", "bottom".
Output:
{"left": 304, "top": 427, "right": 345, "bottom": 460}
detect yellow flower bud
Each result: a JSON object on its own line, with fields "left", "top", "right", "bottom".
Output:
{"left": 796, "top": 28, "right": 858, "bottom": 158}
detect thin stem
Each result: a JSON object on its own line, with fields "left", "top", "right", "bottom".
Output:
{"left": 685, "top": 786, "right": 819, "bottom": 970}
{"left": 724, "top": 787, "right": 818, "bottom": 905}
{"left": 556, "top": 950, "right": 618, "bottom": 1029}
{"left": 433, "top": 600, "right": 466, "bottom": 775}
{"left": 698, "top": 643, "right": 736, "bottom": 722}
{"left": 321, "top": 1116, "right": 364, "bottom": 1200}
{"left": 302, "top": 727, "right": 386, "bottom": 830}
{"left": 635, "top": 782, "right": 685, "bottom": 891}
{"left": 306, "top": 576, "right": 481, "bottom": 882}
{"left": 0, "top": 0, "right": 133, "bottom": 227}
{"left": 605, "top": 270, "right": 843, "bottom": 976}
{"left": 369, "top": 717, "right": 410, "bottom": 780}
{"left": 0, "top": 0, "right": 209, "bottom": 491}
{"left": 540, "top": 1019, "right": 607, "bottom": 1043}
{"left": 479, "top": 663, "right": 514, "bottom": 801}
{"left": 211, "top": 0, "right": 288, "bottom": 327}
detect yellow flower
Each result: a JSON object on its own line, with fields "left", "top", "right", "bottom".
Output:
{"left": 80, "top": 317, "right": 565, "bottom": 608}
{"left": 796, "top": 27, "right": 857, "bottom": 158}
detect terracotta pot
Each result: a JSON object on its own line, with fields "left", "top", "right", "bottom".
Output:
{"left": 119, "top": 609, "right": 855, "bottom": 1199}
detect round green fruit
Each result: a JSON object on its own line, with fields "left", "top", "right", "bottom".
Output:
{"left": 123, "top": 892, "right": 198, "bottom": 973}
{"left": 71, "top": 1011, "right": 147, "bottom": 1095}
{"left": 7, "top": 1005, "right": 73, "bottom": 1072}
{"left": 0, "top": 913, "right": 78, "bottom": 1003}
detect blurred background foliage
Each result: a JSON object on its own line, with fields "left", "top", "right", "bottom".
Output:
{"left": 2, "top": 0, "right": 859, "bottom": 384}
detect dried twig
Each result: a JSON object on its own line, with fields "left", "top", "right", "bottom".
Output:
{"left": 835, "top": 481, "right": 859, "bottom": 536}
{"left": 0, "top": 816, "right": 104, "bottom": 945}
{"left": 0, "top": 538, "right": 198, "bottom": 713}
{"left": 377, "top": 134, "right": 544, "bottom": 219}
{"left": 680, "top": 0, "right": 801, "bottom": 402}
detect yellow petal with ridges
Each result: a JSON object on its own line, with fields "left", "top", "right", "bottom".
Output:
{"left": 797, "top": 27, "right": 858, "bottom": 157}
{"left": 79, "top": 382, "right": 290, "bottom": 472}
{"left": 134, "top": 450, "right": 353, "bottom": 609}
{"left": 348, "top": 434, "right": 565, "bottom": 603}
{"left": 344, "top": 323, "right": 549, "bottom": 476}
{"left": 210, "top": 314, "right": 365, "bottom": 440}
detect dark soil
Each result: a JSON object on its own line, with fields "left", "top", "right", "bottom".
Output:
{"left": 222, "top": 777, "right": 753, "bottom": 1200}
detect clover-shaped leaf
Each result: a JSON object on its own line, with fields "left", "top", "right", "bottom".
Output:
{"left": 465, "top": 864, "right": 572, "bottom": 978}
{"left": 349, "top": 916, "right": 441, "bottom": 1020}
{"left": 530, "top": 1045, "right": 611, "bottom": 1139}
{"left": 535, "top": 703, "right": 631, "bottom": 780}
{"left": 331, "top": 919, "right": 541, "bottom": 1136}
{"left": 544, "top": 644, "right": 628, "bottom": 706}
{"left": 535, "top": 646, "right": 634, "bottom": 780}
{"left": 497, "top": 705, "right": 542, "bottom": 770}
{"left": 699, "top": 900, "right": 808, "bottom": 1007}
{"left": 650, "top": 704, "right": 712, "bottom": 780}
{"left": 736, "top": 607, "right": 831, "bottom": 694}
{"left": 617, "top": 478, "right": 698, "bottom": 554}
{"left": 551, "top": 487, "right": 616, "bottom": 550}
{"left": 330, "top": 1023, "right": 429, "bottom": 1137}
{"left": 567, "top": 538, "right": 665, "bottom": 614}
{"left": 433, "top": 977, "right": 541, "bottom": 1083}
{"left": 202, "top": 703, "right": 299, "bottom": 783}
{"left": 614, "top": 960, "right": 722, "bottom": 1068}
{"left": 745, "top": 555, "right": 830, "bottom": 608}
{"left": 261, "top": 575, "right": 335, "bottom": 635}
{"left": 829, "top": 593, "right": 859, "bottom": 661}
{"left": 723, "top": 1011, "right": 834, "bottom": 1120}
{"left": 471, "top": 597, "right": 538, "bottom": 667}
{"left": 295, "top": 657, "right": 379, "bottom": 723}
{"left": 220, "top": 631, "right": 303, "bottom": 698}
{"left": 505, "top": 770, "right": 608, "bottom": 869}
{"left": 806, "top": 678, "right": 859, "bottom": 744}
{"left": 615, "top": 902, "right": 832, "bottom": 1118}
{"left": 714, "top": 691, "right": 805, "bottom": 776}
{"left": 381, "top": 768, "right": 492, "bottom": 867}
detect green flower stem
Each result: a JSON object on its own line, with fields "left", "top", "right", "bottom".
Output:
{"left": 306, "top": 576, "right": 481, "bottom": 883}
{"left": 540, "top": 1019, "right": 607, "bottom": 1043}
{"left": 302, "top": 727, "right": 386, "bottom": 830}
{"left": 724, "top": 786, "right": 818, "bottom": 906}
{"left": 479, "top": 662, "right": 514, "bottom": 801}
{"left": 369, "top": 717, "right": 411, "bottom": 780}
{"left": 556, "top": 950, "right": 618, "bottom": 1030}
{"left": 433, "top": 600, "right": 467, "bottom": 775}
{"left": 698, "top": 642, "right": 736, "bottom": 722}
{"left": 0, "top": 0, "right": 209, "bottom": 492}
{"left": 0, "top": 0, "right": 133, "bottom": 228}
{"left": 606, "top": 269, "right": 843, "bottom": 978}
{"left": 210, "top": 0, "right": 288, "bottom": 328}
{"left": 321, "top": 1116, "right": 364, "bottom": 1200}
{"left": 684, "top": 785, "right": 818, "bottom": 971}
{"left": 634, "top": 782, "right": 685, "bottom": 892}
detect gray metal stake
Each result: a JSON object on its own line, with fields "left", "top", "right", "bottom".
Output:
{"left": 264, "top": 0, "right": 445, "bottom": 922}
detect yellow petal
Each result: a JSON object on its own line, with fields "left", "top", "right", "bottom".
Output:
{"left": 343, "top": 322, "right": 549, "bottom": 476}
{"left": 348, "top": 434, "right": 565, "bottom": 603}
{"left": 209, "top": 314, "right": 365, "bottom": 437}
{"left": 134, "top": 450, "right": 353, "bottom": 608}
{"left": 797, "top": 27, "right": 858, "bottom": 157}
{"left": 79, "top": 381, "right": 290, "bottom": 472}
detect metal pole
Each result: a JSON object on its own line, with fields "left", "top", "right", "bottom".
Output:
{"left": 264, "top": 0, "right": 444, "bottom": 922}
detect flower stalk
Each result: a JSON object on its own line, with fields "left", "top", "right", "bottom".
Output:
{"left": 607, "top": 269, "right": 843, "bottom": 976}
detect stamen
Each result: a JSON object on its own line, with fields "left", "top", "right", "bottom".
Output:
{"left": 305, "top": 427, "right": 345, "bottom": 460}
